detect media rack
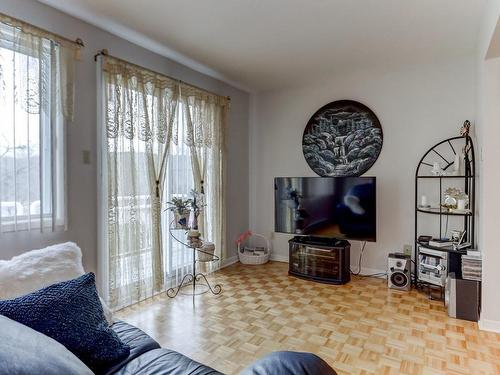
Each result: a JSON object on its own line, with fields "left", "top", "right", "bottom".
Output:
{"left": 288, "top": 236, "right": 351, "bottom": 284}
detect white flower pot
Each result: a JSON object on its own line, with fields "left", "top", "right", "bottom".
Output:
{"left": 174, "top": 211, "right": 190, "bottom": 229}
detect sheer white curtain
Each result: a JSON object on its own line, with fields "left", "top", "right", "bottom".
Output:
{"left": 101, "top": 55, "right": 228, "bottom": 309}
{"left": 162, "top": 102, "right": 195, "bottom": 287}
{"left": 0, "top": 14, "right": 80, "bottom": 233}
{"left": 182, "top": 86, "right": 229, "bottom": 266}
{"left": 162, "top": 90, "right": 229, "bottom": 288}
{"left": 103, "top": 57, "right": 179, "bottom": 309}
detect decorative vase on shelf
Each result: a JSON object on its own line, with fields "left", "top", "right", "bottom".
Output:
{"left": 198, "top": 242, "right": 215, "bottom": 262}
{"left": 457, "top": 199, "right": 467, "bottom": 211}
{"left": 187, "top": 229, "right": 203, "bottom": 248}
{"left": 174, "top": 211, "right": 190, "bottom": 229}
{"left": 444, "top": 195, "right": 457, "bottom": 209}
{"left": 188, "top": 189, "right": 205, "bottom": 230}
{"left": 190, "top": 211, "right": 199, "bottom": 230}
{"left": 166, "top": 197, "right": 192, "bottom": 230}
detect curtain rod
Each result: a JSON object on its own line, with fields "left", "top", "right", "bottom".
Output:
{"left": 94, "top": 49, "right": 230, "bottom": 101}
{"left": 0, "top": 12, "right": 84, "bottom": 47}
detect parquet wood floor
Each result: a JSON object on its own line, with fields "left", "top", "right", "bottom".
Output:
{"left": 116, "top": 261, "right": 500, "bottom": 375}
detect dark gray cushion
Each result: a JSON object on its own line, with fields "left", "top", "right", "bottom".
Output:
{"left": 0, "top": 315, "right": 93, "bottom": 375}
{"left": 240, "top": 351, "right": 337, "bottom": 375}
{"left": 112, "top": 348, "right": 223, "bottom": 375}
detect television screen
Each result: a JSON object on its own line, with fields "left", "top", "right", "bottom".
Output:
{"left": 274, "top": 177, "right": 376, "bottom": 241}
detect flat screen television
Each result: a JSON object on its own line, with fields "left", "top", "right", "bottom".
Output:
{"left": 274, "top": 176, "right": 376, "bottom": 241}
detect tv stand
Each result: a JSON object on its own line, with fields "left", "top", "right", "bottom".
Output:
{"left": 288, "top": 236, "right": 350, "bottom": 284}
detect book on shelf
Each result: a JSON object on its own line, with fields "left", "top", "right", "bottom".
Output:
{"left": 462, "top": 273, "right": 481, "bottom": 282}
{"left": 428, "top": 238, "right": 453, "bottom": 247}
{"left": 466, "top": 250, "right": 481, "bottom": 257}
{"left": 462, "top": 254, "right": 481, "bottom": 261}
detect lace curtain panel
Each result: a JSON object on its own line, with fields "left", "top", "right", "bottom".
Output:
{"left": 0, "top": 13, "right": 80, "bottom": 122}
{"left": 102, "top": 55, "right": 229, "bottom": 310}
{"left": 182, "top": 88, "right": 228, "bottom": 275}
{"left": 0, "top": 14, "right": 80, "bottom": 232}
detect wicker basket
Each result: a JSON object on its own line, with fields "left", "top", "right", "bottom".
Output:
{"left": 237, "top": 233, "right": 271, "bottom": 265}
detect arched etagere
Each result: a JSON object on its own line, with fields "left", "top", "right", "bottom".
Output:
{"left": 414, "top": 134, "right": 475, "bottom": 290}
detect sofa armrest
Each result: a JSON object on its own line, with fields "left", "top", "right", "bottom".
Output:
{"left": 111, "top": 348, "right": 223, "bottom": 375}
{"left": 241, "top": 351, "right": 337, "bottom": 375}
{"left": 103, "top": 320, "right": 161, "bottom": 375}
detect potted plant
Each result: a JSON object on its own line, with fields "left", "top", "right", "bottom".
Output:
{"left": 166, "top": 197, "right": 191, "bottom": 229}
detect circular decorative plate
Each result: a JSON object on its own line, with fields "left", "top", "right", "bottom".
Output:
{"left": 302, "top": 100, "right": 383, "bottom": 177}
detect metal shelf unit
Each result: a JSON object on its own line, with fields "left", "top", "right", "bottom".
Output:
{"left": 414, "top": 135, "right": 476, "bottom": 290}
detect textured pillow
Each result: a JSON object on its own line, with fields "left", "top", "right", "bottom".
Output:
{"left": 0, "top": 241, "right": 114, "bottom": 324}
{"left": 0, "top": 273, "right": 130, "bottom": 374}
{"left": 0, "top": 315, "right": 93, "bottom": 375}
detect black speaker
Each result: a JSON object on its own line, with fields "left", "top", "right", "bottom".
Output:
{"left": 445, "top": 273, "right": 480, "bottom": 321}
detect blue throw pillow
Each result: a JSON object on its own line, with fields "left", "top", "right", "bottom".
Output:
{"left": 0, "top": 273, "right": 130, "bottom": 374}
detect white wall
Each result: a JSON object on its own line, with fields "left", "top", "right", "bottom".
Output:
{"left": 250, "top": 57, "right": 476, "bottom": 272}
{"left": 477, "top": 58, "right": 500, "bottom": 332}
{"left": 476, "top": 0, "right": 500, "bottom": 332}
{"left": 0, "top": 0, "right": 250, "bottom": 274}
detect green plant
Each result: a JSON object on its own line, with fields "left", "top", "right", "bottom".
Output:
{"left": 166, "top": 197, "right": 191, "bottom": 215}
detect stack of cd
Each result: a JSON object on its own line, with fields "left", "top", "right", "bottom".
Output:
{"left": 462, "top": 254, "right": 482, "bottom": 281}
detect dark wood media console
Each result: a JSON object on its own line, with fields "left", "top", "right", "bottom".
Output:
{"left": 288, "top": 236, "right": 351, "bottom": 284}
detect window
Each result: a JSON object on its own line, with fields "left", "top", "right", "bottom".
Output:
{"left": 0, "top": 31, "right": 65, "bottom": 232}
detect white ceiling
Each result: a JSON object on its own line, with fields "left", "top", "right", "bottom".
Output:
{"left": 39, "top": 0, "right": 485, "bottom": 92}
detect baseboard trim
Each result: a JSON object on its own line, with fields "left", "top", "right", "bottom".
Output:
{"left": 220, "top": 255, "right": 287, "bottom": 268}
{"left": 270, "top": 254, "right": 289, "bottom": 263}
{"left": 479, "top": 318, "right": 500, "bottom": 333}
{"left": 351, "top": 265, "right": 386, "bottom": 277}
{"left": 229, "top": 251, "right": 386, "bottom": 277}
{"left": 220, "top": 255, "right": 238, "bottom": 269}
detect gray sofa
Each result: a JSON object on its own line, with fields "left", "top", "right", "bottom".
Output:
{"left": 106, "top": 320, "right": 221, "bottom": 375}
{"left": 0, "top": 314, "right": 337, "bottom": 375}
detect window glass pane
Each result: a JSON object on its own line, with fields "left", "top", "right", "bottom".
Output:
{"left": 0, "top": 39, "right": 55, "bottom": 229}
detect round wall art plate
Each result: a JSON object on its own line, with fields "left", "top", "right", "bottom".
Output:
{"left": 302, "top": 100, "right": 383, "bottom": 177}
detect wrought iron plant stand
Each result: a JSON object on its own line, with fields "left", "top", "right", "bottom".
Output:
{"left": 166, "top": 220, "right": 222, "bottom": 304}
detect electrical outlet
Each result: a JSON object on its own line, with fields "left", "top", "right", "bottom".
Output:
{"left": 403, "top": 244, "right": 412, "bottom": 256}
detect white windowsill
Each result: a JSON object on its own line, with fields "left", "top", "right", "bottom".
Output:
{"left": 1, "top": 216, "right": 64, "bottom": 233}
